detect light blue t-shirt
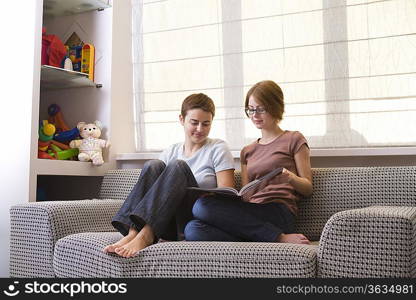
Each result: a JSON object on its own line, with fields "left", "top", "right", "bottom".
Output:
{"left": 158, "top": 138, "right": 235, "bottom": 188}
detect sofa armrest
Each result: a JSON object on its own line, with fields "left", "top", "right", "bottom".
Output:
{"left": 317, "top": 206, "right": 416, "bottom": 278}
{"left": 10, "top": 199, "right": 123, "bottom": 277}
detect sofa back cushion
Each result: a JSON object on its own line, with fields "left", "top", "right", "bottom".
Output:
{"left": 100, "top": 168, "right": 240, "bottom": 201}
{"left": 295, "top": 166, "right": 416, "bottom": 240}
{"left": 99, "top": 169, "right": 142, "bottom": 200}
{"left": 99, "top": 166, "right": 416, "bottom": 241}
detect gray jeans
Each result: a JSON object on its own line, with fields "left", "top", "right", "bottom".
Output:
{"left": 111, "top": 159, "right": 198, "bottom": 240}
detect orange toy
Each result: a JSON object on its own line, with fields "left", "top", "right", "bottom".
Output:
{"left": 38, "top": 150, "right": 56, "bottom": 160}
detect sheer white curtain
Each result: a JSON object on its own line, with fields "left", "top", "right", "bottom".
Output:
{"left": 132, "top": 0, "right": 416, "bottom": 151}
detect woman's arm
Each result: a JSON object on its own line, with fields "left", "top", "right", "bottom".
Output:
{"left": 216, "top": 169, "right": 235, "bottom": 188}
{"left": 283, "top": 144, "right": 313, "bottom": 197}
{"left": 240, "top": 163, "right": 250, "bottom": 187}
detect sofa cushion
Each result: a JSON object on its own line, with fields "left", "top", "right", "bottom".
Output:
{"left": 295, "top": 166, "right": 416, "bottom": 241}
{"left": 54, "top": 232, "right": 318, "bottom": 278}
{"left": 99, "top": 169, "right": 142, "bottom": 200}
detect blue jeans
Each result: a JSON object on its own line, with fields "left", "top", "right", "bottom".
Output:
{"left": 184, "top": 196, "right": 295, "bottom": 242}
{"left": 112, "top": 159, "right": 198, "bottom": 240}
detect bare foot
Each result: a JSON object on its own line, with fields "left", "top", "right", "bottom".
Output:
{"left": 115, "top": 224, "right": 155, "bottom": 258}
{"left": 277, "top": 233, "right": 310, "bottom": 245}
{"left": 103, "top": 227, "right": 139, "bottom": 253}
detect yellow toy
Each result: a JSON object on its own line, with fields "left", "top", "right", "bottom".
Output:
{"left": 81, "top": 43, "right": 95, "bottom": 81}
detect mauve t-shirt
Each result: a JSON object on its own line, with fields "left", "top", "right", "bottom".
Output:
{"left": 240, "top": 130, "right": 308, "bottom": 215}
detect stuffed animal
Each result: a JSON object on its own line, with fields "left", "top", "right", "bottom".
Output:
{"left": 69, "top": 121, "right": 110, "bottom": 166}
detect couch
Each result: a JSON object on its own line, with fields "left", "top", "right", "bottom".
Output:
{"left": 10, "top": 166, "right": 416, "bottom": 278}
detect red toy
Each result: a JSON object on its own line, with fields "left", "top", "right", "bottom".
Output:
{"left": 42, "top": 27, "right": 67, "bottom": 67}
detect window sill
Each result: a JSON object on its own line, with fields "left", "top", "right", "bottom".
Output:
{"left": 117, "top": 147, "right": 416, "bottom": 161}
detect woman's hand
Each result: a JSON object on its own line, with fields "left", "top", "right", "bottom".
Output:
{"left": 281, "top": 168, "right": 295, "bottom": 182}
{"left": 282, "top": 166, "right": 313, "bottom": 197}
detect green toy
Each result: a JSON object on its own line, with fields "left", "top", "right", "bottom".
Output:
{"left": 48, "top": 148, "right": 79, "bottom": 160}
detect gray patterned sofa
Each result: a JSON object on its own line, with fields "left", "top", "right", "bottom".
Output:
{"left": 10, "top": 167, "right": 416, "bottom": 278}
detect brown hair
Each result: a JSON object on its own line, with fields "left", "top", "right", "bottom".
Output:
{"left": 181, "top": 93, "right": 215, "bottom": 118}
{"left": 245, "top": 80, "right": 284, "bottom": 120}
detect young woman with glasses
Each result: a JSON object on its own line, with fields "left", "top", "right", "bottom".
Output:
{"left": 185, "top": 80, "right": 312, "bottom": 244}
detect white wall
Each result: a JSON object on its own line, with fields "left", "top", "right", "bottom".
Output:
{"left": 0, "top": 0, "right": 41, "bottom": 277}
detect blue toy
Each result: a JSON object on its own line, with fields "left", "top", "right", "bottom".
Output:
{"left": 53, "top": 127, "right": 80, "bottom": 143}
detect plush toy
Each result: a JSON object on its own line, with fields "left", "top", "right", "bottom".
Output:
{"left": 69, "top": 121, "right": 110, "bottom": 166}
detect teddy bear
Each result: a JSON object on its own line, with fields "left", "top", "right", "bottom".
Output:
{"left": 69, "top": 121, "right": 110, "bottom": 166}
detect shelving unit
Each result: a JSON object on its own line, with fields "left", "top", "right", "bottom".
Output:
{"left": 30, "top": 0, "right": 114, "bottom": 201}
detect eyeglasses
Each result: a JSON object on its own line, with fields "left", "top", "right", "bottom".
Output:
{"left": 245, "top": 107, "right": 266, "bottom": 115}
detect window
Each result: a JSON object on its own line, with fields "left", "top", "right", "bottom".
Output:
{"left": 132, "top": 0, "right": 416, "bottom": 151}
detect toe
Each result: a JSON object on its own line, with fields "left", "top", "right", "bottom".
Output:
{"left": 115, "top": 246, "right": 124, "bottom": 256}
{"left": 126, "top": 249, "right": 135, "bottom": 258}
{"left": 104, "top": 245, "right": 114, "bottom": 253}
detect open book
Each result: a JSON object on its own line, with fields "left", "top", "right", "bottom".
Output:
{"left": 187, "top": 167, "right": 283, "bottom": 200}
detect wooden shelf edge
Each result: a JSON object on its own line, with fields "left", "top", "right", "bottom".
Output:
{"left": 33, "top": 159, "right": 111, "bottom": 176}
{"left": 43, "top": 0, "right": 112, "bottom": 18}
{"left": 40, "top": 65, "right": 98, "bottom": 90}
